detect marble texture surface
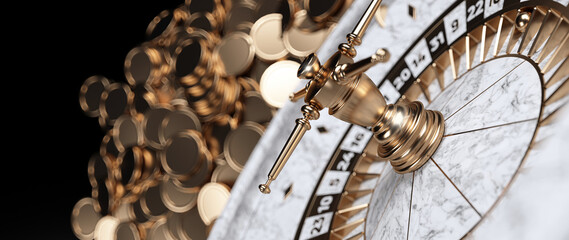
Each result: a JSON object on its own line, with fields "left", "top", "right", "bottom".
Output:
{"left": 555, "top": 0, "right": 569, "bottom": 6}
{"left": 467, "top": 105, "right": 569, "bottom": 240}
{"left": 443, "top": 58, "right": 541, "bottom": 135}
{"left": 427, "top": 57, "right": 541, "bottom": 217}
{"left": 432, "top": 120, "right": 537, "bottom": 215}
{"left": 364, "top": 165, "right": 400, "bottom": 238}
{"left": 408, "top": 160, "right": 481, "bottom": 240}
{"left": 369, "top": 173, "right": 413, "bottom": 240}
{"left": 428, "top": 57, "right": 528, "bottom": 120}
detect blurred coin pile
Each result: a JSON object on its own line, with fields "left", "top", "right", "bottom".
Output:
{"left": 73, "top": 0, "right": 351, "bottom": 239}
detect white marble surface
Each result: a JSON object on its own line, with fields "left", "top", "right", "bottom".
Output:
{"left": 443, "top": 58, "right": 541, "bottom": 135}
{"left": 428, "top": 57, "right": 541, "bottom": 216}
{"left": 433, "top": 120, "right": 537, "bottom": 215}
{"left": 555, "top": 0, "right": 569, "bottom": 6}
{"left": 429, "top": 57, "right": 528, "bottom": 120}
{"left": 408, "top": 160, "right": 481, "bottom": 240}
{"left": 467, "top": 105, "right": 569, "bottom": 240}
{"left": 364, "top": 166, "right": 400, "bottom": 238}
{"left": 369, "top": 173, "right": 412, "bottom": 240}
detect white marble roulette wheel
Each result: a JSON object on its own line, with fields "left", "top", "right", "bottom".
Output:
{"left": 209, "top": 0, "right": 569, "bottom": 239}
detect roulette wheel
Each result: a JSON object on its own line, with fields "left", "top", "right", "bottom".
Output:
{"left": 73, "top": 0, "right": 569, "bottom": 239}
{"left": 209, "top": 0, "right": 569, "bottom": 239}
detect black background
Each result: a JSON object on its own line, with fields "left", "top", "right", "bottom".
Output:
{"left": 8, "top": 0, "right": 181, "bottom": 238}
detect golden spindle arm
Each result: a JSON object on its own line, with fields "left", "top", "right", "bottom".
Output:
{"left": 259, "top": 104, "right": 320, "bottom": 194}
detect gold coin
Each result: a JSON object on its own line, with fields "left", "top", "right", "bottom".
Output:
{"left": 165, "top": 212, "right": 184, "bottom": 240}
{"left": 250, "top": 13, "right": 288, "bottom": 62}
{"left": 173, "top": 4, "right": 191, "bottom": 26}
{"left": 146, "top": 9, "right": 178, "bottom": 40}
{"left": 91, "top": 176, "right": 112, "bottom": 216}
{"left": 117, "top": 146, "right": 143, "bottom": 190}
{"left": 100, "top": 130, "right": 120, "bottom": 159}
{"left": 192, "top": 98, "right": 216, "bottom": 120}
{"left": 132, "top": 198, "right": 150, "bottom": 224}
{"left": 202, "top": 120, "right": 234, "bottom": 157}
{"left": 294, "top": 11, "right": 321, "bottom": 32}
{"left": 223, "top": 2, "right": 255, "bottom": 35}
{"left": 242, "top": 91, "right": 275, "bottom": 124}
{"left": 188, "top": 11, "right": 219, "bottom": 33}
{"left": 185, "top": 75, "right": 215, "bottom": 101}
{"left": 140, "top": 181, "right": 169, "bottom": 220}
{"left": 196, "top": 182, "right": 231, "bottom": 226}
{"left": 188, "top": 28, "right": 220, "bottom": 48}
{"left": 173, "top": 39, "right": 211, "bottom": 87}
{"left": 214, "top": 32, "right": 255, "bottom": 76}
{"left": 71, "top": 197, "right": 102, "bottom": 240}
{"left": 129, "top": 84, "right": 157, "bottom": 116}
{"left": 115, "top": 222, "right": 141, "bottom": 240}
{"left": 112, "top": 200, "right": 135, "bottom": 223}
{"left": 146, "top": 217, "right": 174, "bottom": 240}
{"left": 246, "top": 57, "right": 271, "bottom": 83}
{"left": 173, "top": 150, "right": 212, "bottom": 190}
{"left": 160, "top": 175, "right": 198, "bottom": 213}
{"left": 211, "top": 161, "right": 240, "bottom": 187}
{"left": 229, "top": 99, "right": 244, "bottom": 129}
{"left": 178, "top": 207, "right": 207, "bottom": 240}
{"left": 142, "top": 105, "right": 173, "bottom": 149}
{"left": 150, "top": 77, "right": 178, "bottom": 104}
{"left": 304, "top": 0, "right": 345, "bottom": 23}
{"left": 238, "top": 77, "right": 260, "bottom": 93}
{"left": 79, "top": 75, "right": 110, "bottom": 118}
{"left": 283, "top": 10, "right": 331, "bottom": 58}
{"left": 113, "top": 114, "right": 143, "bottom": 152}
{"left": 219, "top": 77, "right": 241, "bottom": 114}
{"left": 139, "top": 147, "right": 159, "bottom": 183}
{"left": 160, "top": 26, "right": 192, "bottom": 60}
{"left": 259, "top": 60, "right": 302, "bottom": 108}
{"left": 124, "top": 46, "right": 167, "bottom": 86}
{"left": 235, "top": 21, "right": 253, "bottom": 34}
{"left": 224, "top": 121, "right": 264, "bottom": 172}
{"left": 88, "top": 153, "right": 109, "bottom": 189}
{"left": 159, "top": 107, "right": 202, "bottom": 144}
{"left": 93, "top": 215, "right": 120, "bottom": 240}
{"left": 254, "top": 0, "right": 295, "bottom": 32}
{"left": 99, "top": 82, "right": 133, "bottom": 128}
{"left": 186, "top": 0, "right": 226, "bottom": 24}
{"left": 161, "top": 129, "right": 206, "bottom": 178}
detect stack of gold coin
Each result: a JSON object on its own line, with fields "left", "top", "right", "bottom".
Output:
{"left": 74, "top": 0, "right": 352, "bottom": 239}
